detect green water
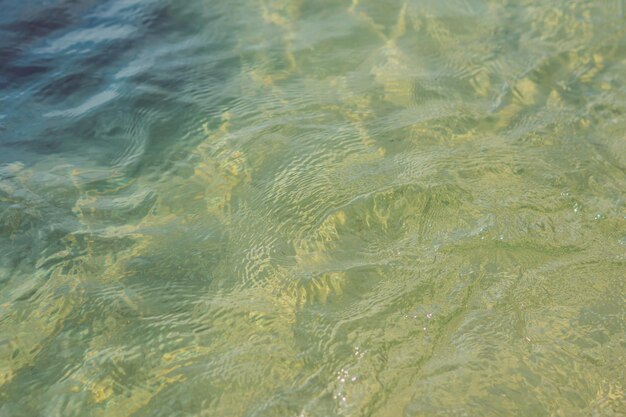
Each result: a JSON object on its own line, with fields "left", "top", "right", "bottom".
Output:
{"left": 1, "top": 0, "right": 625, "bottom": 416}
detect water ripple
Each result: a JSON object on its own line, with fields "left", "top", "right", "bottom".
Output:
{"left": 0, "top": 0, "right": 625, "bottom": 416}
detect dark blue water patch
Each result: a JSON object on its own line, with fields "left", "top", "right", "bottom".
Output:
{"left": 0, "top": 1, "right": 77, "bottom": 42}
{"left": 0, "top": 0, "right": 97, "bottom": 88}
{"left": 0, "top": 0, "right": 240, "bottom": 168}
{"left": 0, "top": 2, "right": 152, "bottom": 92}
{"left": 35, "top": 72, "right": 104, "bottom": 102}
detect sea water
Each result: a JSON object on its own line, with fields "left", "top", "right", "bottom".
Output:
{"left": 0, "top": 1, "right": 624, "bottom": 416}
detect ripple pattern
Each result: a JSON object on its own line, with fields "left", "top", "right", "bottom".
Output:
{"left": 0, "top": 0, "right": 625, "bottom": 416}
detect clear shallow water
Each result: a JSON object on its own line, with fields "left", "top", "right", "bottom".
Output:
{"left": 0, "top": 0, "right": 625, "bottom": 415}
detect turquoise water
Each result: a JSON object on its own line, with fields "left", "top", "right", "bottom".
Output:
{"left": 0, "top": 1, "right": 625, "bottom": 416}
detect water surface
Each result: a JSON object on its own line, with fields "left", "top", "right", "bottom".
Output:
{"left": 0, "top": 0, "right": 625, "bottom": 416}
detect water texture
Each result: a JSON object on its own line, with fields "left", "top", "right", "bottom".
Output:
{"left": 0, "top": 0, "right": 625, "bottom": 416}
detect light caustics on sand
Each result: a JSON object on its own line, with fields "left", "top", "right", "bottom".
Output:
{"left": 0, "top": 1, "right": 624, "bottom": 416}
